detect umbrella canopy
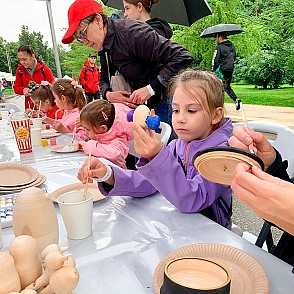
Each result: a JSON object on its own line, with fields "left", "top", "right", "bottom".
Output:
{"left": 200, "top": 24, "right": 243, "bottom": 38}
{"left": 102, "top": 0, "right": 212, "bottom": 26}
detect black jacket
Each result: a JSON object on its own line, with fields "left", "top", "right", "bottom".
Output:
{"left": 212, "top": 40, "right": 236, "bottom": 72}
{"left": 146, "top": 17, "right": 173, "bottom": 39}
{"left": 99, "top": 19, "right": 193, "bottom": 108}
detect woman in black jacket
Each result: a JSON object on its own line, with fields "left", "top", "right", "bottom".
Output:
{"left": 62, "top": 0, "right": 193, "bottom": 124}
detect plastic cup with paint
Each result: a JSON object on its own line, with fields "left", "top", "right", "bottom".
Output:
{"left": 32, "top": 117, "right": 43, "bottom": 129}
{"left": 30, "top": 127, "right": 42, "bottom": 146}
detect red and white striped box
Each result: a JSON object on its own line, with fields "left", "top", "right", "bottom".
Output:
{"left": 10, "top": 119, "right": 32, "bottom": 154}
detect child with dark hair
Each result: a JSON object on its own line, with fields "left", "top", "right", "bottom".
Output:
{"left": 79, "top": 100, "right": 133, "bottom": 169}
{"left": 14, "top": 45, "right": 55, "bottom": 110}
{"left": 29, "top": 81, "right": 64, "bottom": 119}
{"left": 44, "top": 78, "right": 86, "bottom": 134}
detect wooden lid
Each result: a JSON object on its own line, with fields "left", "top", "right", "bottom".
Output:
{"left": 193, "top": 147, "right": 264, "bottom": 185}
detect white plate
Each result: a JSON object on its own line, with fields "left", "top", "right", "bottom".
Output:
{"left": 50, "top": 144, "right": 79, "bottom": 153}
{"left": 41, "top": 129, "right": 61, "bottom": 139}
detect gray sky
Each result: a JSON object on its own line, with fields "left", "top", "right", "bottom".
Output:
{"left": 1, "top": 0, "right": 75, "bottom": 47}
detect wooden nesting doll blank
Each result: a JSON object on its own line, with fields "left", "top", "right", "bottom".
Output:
{"left": 193, "top": 147, "right": 264, "bottom": 185}
{"left": 8, "top": 235, "right": 42, "bottom": 290}
{"left": 0, "top": 252, "right": 21, "bottom": 293}
{"left": 133, "top": 105, "right": 150, "bottom": 129}
{"left": 13, "top": 187, "right": 59, "bottom": 255}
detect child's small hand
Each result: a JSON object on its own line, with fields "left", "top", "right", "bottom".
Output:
{"left": 75, "top": 118, "right": 81, "bottom": 128}
{"left": 132, "top": 122, "right": 162, "bottom": 161}
{"left": 78, "top": 141, "right": 86, "bottom": 150}
{"left": 25, "top": 108, "right": 33, "bottom": 115}
{"left": 77, "top": 157, "right": 112, "bottom": 184}
{"left": 52, "top": 120, "right": 69, "bottom": 133}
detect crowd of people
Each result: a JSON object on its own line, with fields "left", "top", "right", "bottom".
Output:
{"left": 5, "top": 0, "right": 293, "bottom": 265}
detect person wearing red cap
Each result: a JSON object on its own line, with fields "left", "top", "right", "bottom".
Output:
{"left": 62, "top": 0, "right": 193, "bottom": 126}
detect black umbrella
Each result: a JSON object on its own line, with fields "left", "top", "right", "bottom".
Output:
{"left": 102, "top": 0, "right": 212, "bottom": 26}
{"left": 200, "top": 24, "right": 243, "bottom": 38}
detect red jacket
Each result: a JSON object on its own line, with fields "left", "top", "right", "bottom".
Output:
{"left": 46, "top": 105, "right": 64, "bottom": 120}
{"left": 79, "top": 62, "right": 100, "bottom": 93}
{"left": 14, "top": 61, "right": 55, "bottom": 110}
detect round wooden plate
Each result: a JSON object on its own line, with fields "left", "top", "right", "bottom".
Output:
{"left": 0, "top": 163, "right": 39, "bottom": 187}
{"left": 153, "top": 243, "right": 269, "bottom": 294}
{"left": 193, "top": 147, "right": 264, "bottom": 185}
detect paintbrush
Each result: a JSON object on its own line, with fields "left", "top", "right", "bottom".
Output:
{"left": 241, "top": 102, "right": 255, "bottom": 154}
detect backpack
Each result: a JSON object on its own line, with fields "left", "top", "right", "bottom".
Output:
{"left": 83, "top": 65, "right": 88, "bottom": 80}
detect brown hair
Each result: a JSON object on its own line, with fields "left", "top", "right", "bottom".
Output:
{"left": 30, "top": 83, "right": 55, "bottom": 106}
{"left": 124, "top": 0, "right": 159, "bottom": 13}
{"left": 80, "top": 100, "right": 115, "bottom": 131}
{"left": 17, "top": 45, "right": 41, "bottom": 62}
{"left": 51, "top": 79, "right": 86, "bottom": 110}
{"left": 169, "top": 69, "right": 224, "bottom": 118}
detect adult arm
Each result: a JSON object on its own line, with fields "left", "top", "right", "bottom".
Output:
{"left": 231, "top": 163, "right": 294, "bottom": 235}
{"left": 13, "top": 67, "right": 26, "bottom": 95}
{"left": 79, "top": 66, "right": 87, "bottom": 88}
{"left": 42, "top": 64, "right": 55, "bottom": 83}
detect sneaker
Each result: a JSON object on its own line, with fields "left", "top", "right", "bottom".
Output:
{"left": 235, "top": 98, "right": 241, "bottom": 111}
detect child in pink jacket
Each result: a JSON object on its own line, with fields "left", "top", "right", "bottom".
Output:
{"left": 44, "top": 79, "right": 87, "bottom": 134}
{"left": 79, "top": 100, "right": 134, "bottom": 169}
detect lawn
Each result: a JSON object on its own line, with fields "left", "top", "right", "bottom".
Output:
{"left": 225, "top": 84, "right": 294, "bottom": 107}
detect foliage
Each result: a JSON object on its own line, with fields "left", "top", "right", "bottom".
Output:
{"left": 226, "top": 83, "right": 294, "bottom": 107}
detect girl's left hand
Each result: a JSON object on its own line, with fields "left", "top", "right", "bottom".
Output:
{"left": 129, "top": 86, "right": 151, "bottom": 105}
{"left": 75, "top": 118, "right": 81, "bottom": 128}
{"left": 52, "top": 120, "right": 69, "bottom": 133}
{"left": 78, "top": 141, "right": 86, "bottom": 150}
{"left": 132, "top": 122, "right": 162, "bottom": 160}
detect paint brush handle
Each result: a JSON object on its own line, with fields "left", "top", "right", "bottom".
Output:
{"left": 241, "top": 103, "right": 255, "bottom": 154}
{"left": 84, "top": 151, "right": 92, "bottom": 200}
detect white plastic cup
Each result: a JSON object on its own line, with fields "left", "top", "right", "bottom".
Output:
{"left": 57, "top": 190, "right": 94, "bottom": 240}
{"left": 0, "top": 110, "right": 9, "bottom": 120}
{"left": 30, "top": 127, "right": 42, "bottom": 146}
{"left": 32, "top": 117, "right": 43, "bottom": 129}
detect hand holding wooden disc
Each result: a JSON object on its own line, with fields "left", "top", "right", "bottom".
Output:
{"left": 193, "top": 147, "right": 264, "bottom": 185}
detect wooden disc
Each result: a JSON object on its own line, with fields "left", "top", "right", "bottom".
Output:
{"left": 193, "top": 147, "right": 264, "bottom": 185}
{"left": 133, "top": 105, "right": 150, "bottom": 129}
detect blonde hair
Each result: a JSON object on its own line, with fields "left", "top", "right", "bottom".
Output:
{"left": 169, "top": 70, "right": 224, "bottom": 117}
{"left": 51, "top": 79, "right": 86, "bottom": 110}
{"left": 80, "top": 100, "right": 115, "bottom": 131}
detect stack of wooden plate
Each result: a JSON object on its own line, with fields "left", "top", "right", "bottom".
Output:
{"left": 0, "top": 163, "right": 46, "bottom": 194}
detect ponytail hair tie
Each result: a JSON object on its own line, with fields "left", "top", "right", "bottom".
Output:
{"left": 71, "top": 80, "right": 82, "bottom": 89}
{"left": 41, "top": 80, "right": 50, "bottom": 86}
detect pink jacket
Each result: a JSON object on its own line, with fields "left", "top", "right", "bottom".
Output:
{"left": 59, "top": 108, "right": 83, "bottom": 134}
{"left": 82, "top": 103, "right": 134, "bottom": 169}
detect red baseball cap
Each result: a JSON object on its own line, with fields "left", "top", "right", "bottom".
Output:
{"left": 62, "top": 0, "right": 103, "bottom": 44}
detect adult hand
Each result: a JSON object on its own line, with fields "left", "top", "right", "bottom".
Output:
{"left": 106, "top": 91, "right": 131, "bottom": 104}
{"left": 129, "top": 86, "right": 151, "bottom": 105}
{"left": 228, "top": 126, "right": 276, "bottom": 170}
{"left": 132, "top": 122, "right": 162, "bottom": 161}
{"left": 52, "top": 120, "right": 69, "bottom": 134}
{"left": 231, "top": 163, "right": 294, "bottom": 235}
{"left": 77, "top": 157, "right": 114, "bottom": 185}
{"left": 23, "top": 88, "right": 31, "bottom": 96}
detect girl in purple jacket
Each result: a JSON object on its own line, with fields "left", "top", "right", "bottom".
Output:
{"left": 78, "top": 70, "right": 233, "bottom": 228}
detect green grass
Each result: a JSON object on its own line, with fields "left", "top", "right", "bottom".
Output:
{"left": 225, "top": 84, "right": 294, "bottom": 107}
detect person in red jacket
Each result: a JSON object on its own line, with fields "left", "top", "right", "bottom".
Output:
{"left": 79, "top": 53, "right": 100, "bottom": 103}
{"left": 13, "top": 45, "right": 55, "bottom": 110}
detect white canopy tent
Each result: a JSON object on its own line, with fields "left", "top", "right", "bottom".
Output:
{"left": 0, "top": 72, "right": 15, "bottom": 82}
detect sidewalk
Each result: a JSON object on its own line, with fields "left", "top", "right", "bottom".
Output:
{"left": 225, "top": 103, "right": 294, "bottom": 129}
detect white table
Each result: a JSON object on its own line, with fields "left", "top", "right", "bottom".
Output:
{"left": 1, "top": 128, "right": 294, "bottom": 293}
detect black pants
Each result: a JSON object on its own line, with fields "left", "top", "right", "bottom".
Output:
{"left": 222, "top": 71, "right": 238, "bottom": 102}
{"left": 85, "top": 91, "right": 100, "bottom": 104}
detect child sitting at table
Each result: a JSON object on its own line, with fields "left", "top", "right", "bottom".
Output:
{"left": 78, "top": 70, "right": 233, "bottom": 228}
{"left": 28, "top": 81, "right": 64, "bottom": 120}
{"left": 45, "top": 78, "right": 87, "bottom": 134}
{"left": 78, "top": 100, "right": 133, "bottom": 169}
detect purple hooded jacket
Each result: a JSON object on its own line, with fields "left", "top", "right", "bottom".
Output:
{"left": 99, "top": 118, "right": 233, "bottom": 228}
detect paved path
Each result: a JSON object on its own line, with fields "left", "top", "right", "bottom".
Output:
{"left": 225, "top": 103, "right": 294, "bottom": 129}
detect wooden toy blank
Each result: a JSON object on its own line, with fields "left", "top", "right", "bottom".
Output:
{"left": 133, "top": 105, "right": 150, "bottom": 129}
{"left": 193, "top": 147, "right": 264, "bottom": 185}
